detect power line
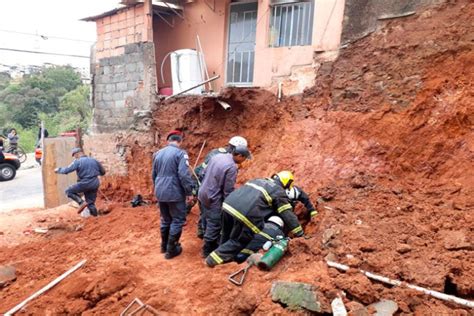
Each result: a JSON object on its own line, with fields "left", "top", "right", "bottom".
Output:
{"left": 0, "top": 29, "right": 94, "bottom": 43}
{"left": 0, "top": 47, "right": 89, "bottom": 59}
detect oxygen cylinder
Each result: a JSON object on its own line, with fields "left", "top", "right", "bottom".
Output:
{"left": 257, "top": 238, "right": 289, "bottom": 271}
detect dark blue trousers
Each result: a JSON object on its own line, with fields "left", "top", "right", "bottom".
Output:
{"left": 66, "top": 179, "right": 99, "bottom": 216}
{"left": 159, "top": 201, "right": 187, "bottom": 235}
{"left": 202, "top": 204, "right": 223, "bottom": 244}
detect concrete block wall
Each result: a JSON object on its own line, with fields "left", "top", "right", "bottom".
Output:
{"left": 95, "top": 5, "right": 146, "bottom": 60}
{"left": 91, "top": 42, "right": 156, "bottom": 133}
{"left": 83, "top": 134, "right": 128, "bottom": 176}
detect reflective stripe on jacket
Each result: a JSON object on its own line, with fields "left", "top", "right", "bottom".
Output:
{"left": 223, "top": 178, "right": 303, "bottom": 237}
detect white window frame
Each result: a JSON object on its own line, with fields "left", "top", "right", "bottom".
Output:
{"left": 269, "top": 0, "right": 314, "bottom": 48}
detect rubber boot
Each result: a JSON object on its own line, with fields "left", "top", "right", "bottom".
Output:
{"left": 160, "top": 227, "right": 170, "bottom": 253}
{"left": 68, "top": 193, "right": 87, "bottom": 213}
{"left": 165, "top": 232, "right": 182, "bottom": 259}
{"left": 201, "top": 240, "right": 218, "bottom": 258}
{"left": 88, "top": 204, "right": 98, "bottom": 217}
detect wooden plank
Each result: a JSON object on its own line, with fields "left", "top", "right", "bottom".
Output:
{"left": 42, "top": 137, "right": 77, "bottom": 208}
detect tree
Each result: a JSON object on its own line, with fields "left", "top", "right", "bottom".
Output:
{"left": 0, "top": 65, "right": 84, "bottom": 128}
{"left": 0, "top": 72, "right": 10, "bottom": 90}
{"left": 60, "top": 85, "right": 91, "bottom": 121}
{"left": 43, "top": 66, "right": 82, "bottom": 92}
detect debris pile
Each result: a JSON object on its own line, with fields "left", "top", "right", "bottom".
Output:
{"left": 0, "top": 1, "right": 473, "bottom": 314}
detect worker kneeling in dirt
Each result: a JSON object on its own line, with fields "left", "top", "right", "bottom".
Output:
{"left": 55, "top": 148, "right": 106, "bottom": 216}
{"left": 234, "top": 216, "right": 285, "bottom": 264}
{"left": 286, "top": 185, "right": 318, "bottom": 221}
{"left": 194, "top": 136, "right": 248, "bottom": 239}
{"left": 198, "top": 145, "right": 251, "bottom": 258}
{"left": 152, "top": 132, "right": 195, "bottom": 259}
{"left": 206, "top": 171, "right": 304, "bottom": 267}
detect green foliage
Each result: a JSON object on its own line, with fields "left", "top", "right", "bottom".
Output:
{"left": 0, "top": 72, "right": 10, "bottom": 90}
{"left": 0, "top": 65, "right": 91, "bottom": 153}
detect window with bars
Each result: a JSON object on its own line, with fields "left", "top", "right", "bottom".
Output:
{"left": 269, "top": 0, "right": 314, "bottom": 47}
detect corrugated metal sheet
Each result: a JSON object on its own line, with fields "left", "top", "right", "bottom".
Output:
{"left": 81, "top": 1, "right": 182, "bottom": 22}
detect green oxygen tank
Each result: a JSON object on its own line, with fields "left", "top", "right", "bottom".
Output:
{"left": 257, "top": 237, "right": 289, "bottom": 271}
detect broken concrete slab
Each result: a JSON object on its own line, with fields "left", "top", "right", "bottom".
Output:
{"left": 0, "top": 265, "right": 17, "bottom": 288}
{"left": 271, "top": 281, "right": 321, "bottom": 312}
{"left": 368, "top": 299, "right": 398, "bottom": 316}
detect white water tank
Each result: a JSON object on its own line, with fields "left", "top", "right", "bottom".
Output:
{"left": 170, "top": 49, "right": 204, "bottom": 95}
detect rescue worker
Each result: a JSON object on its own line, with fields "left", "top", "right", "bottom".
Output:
{"left": 55, "top": 148, "right": 106, "bottom": 217}
{"left": 234, "top": 216, "right": 285, "bottom": 264}
{"left": 286, "top": 186, "right": 318, "bottom": 220}
{"left": 198, "top": 145, "right": 251, "bottom": 257}
{"left": 206, "top": 171, "right": 304, "bottom": 267}
{"left": 152, "top": 132, "right": 194, "bottom": 259}
{"left": 195, "top": 136, "right": 248, "bottom": 239}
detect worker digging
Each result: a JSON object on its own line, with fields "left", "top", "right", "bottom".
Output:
{"left": 194, "top": 136, "right": 249, "bottom": 239}
{"left": 198, "top": 143, "right": 251, "bottom": 257}
{"left": 286, "top": 185, "right": 318, "bottom": 221}
{"left": 55, "top": 147, "right": 106, "bottom": 217}
{"left": 206, "top": 171, "right": 304, "bottom": 267}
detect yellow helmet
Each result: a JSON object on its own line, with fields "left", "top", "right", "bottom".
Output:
{"left": 273, "top": 170, "right": 294, "bottom": 189}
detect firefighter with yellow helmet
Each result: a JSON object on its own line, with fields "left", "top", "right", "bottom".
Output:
{"left": 206, "top": 170, "right": 304, "bottom": 267}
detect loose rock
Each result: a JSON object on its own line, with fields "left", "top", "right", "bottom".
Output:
{"left": 0, "top": 265, "right": 17, "bottom": 288}
{"left": 442, "top": 231, "right": 472, "bottom": 251}
{"left": 271, "top": 281, "right": 322, "bottom": 312}
{"left": 367, "top": 299, "right": 398, "bottom": 316}
{"left": 396, "top": 243, "right": 412, "bottom": 254}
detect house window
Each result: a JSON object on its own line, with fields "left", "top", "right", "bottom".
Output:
{"left": 269, "top": 0, "right": 314, "bottom": 47}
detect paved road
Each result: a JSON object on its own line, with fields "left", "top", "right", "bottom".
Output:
{"left": 0, "top": 164, "right": 44, "bottom": 213}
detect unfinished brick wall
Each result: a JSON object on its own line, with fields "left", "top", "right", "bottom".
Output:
{"left": 95, "top": 5, "right": 146, "bottom": 60}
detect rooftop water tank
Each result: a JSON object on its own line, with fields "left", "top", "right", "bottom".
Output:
{"left": 170, "top": 49, "right": 204, "bottom": 95}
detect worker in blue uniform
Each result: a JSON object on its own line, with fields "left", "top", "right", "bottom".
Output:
{"left": 55, "top": 147, "right": 106, "bottom": 217}
{"left": 152, "top": 132, "right": 194, "bottom": 259}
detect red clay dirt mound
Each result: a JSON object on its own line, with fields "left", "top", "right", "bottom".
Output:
{"left": 1, "top": 0, "right": 473, "bottom": 314}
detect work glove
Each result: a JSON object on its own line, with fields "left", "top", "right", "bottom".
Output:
{"left": 292, "top": 225, "right": 304, "bottom": 237}
{"left": 309, "top": 209, "right": 318, "bottom": 218}
{"left": 295, "top": 230, "right": 304, "bottom": 238}
{"left": 54, "top": 168, "right": 59, "bottom": 173}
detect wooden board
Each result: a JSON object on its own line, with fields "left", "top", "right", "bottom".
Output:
{"left": 42, "top": 138, "right": 77, "bottom": 208}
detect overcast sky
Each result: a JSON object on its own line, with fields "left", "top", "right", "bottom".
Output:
{"left": 0, "top": 0, "right": 119, "bottom": 71}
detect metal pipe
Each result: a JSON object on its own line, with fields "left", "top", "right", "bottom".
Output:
{"left": 278, "top": 82, "right": 283, "bottom": 102}
{"left": 216, "top": 99, "right": 232, "bottom": 111}
{"left": 165, "top": 75, "right": 220, "bottom": 100}
{"left": 326, "top": 261, "right": 474, "bottom": 309}
{"left": 5, "top": 260, "right": 87, "bottom": 315}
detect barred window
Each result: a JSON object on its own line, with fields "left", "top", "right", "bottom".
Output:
{"left": 269, "top": 0, "right": 314, "bottom": 47}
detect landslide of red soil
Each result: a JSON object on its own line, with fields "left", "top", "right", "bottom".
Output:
{"left": 1, "top": 1, "right": 473, "bottom": 314}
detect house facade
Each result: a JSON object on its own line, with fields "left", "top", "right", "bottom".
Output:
{"left": 83, "top": 0, "right": 440, "bottom": 133}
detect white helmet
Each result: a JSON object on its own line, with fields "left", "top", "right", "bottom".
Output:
{"left": 286, "top": 186, "right": 300, "bottom": 200}
{"left": 229, "top": 136, "right": 248, "bottom": 147}
{"left": 268, "top": 216, "right": 284, "bottom": 228}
